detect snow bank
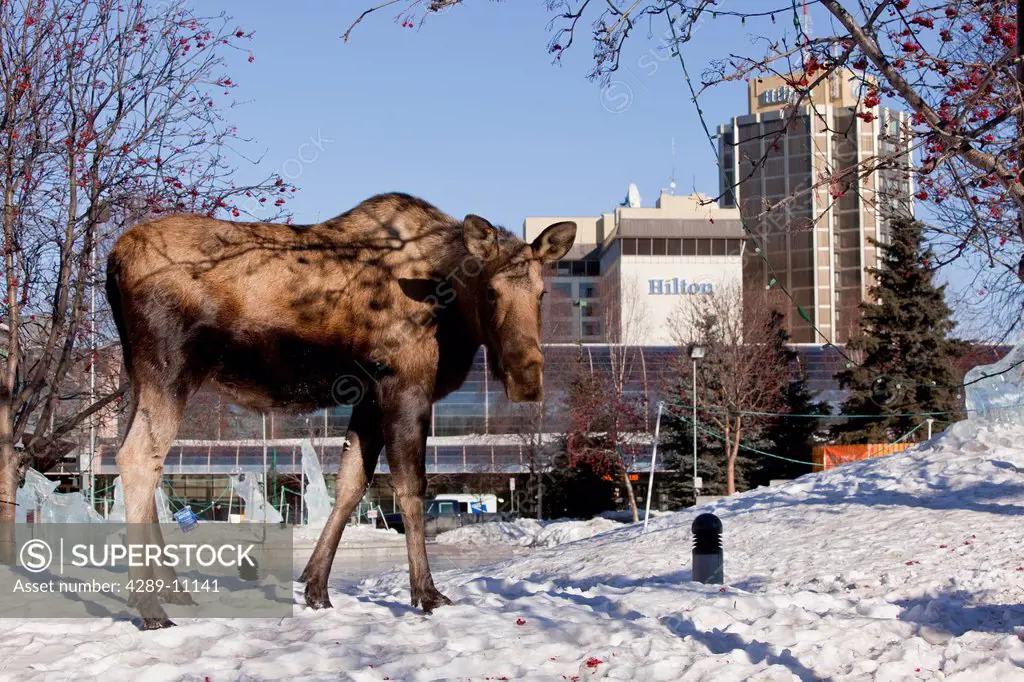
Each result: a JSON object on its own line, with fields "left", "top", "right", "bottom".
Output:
{"left": 2, "top": 417, "right": 1022, "bottom": 681}
{"left": 597, "top": 508, "right": 670, "bottom": 523}
{"left": 435, "top": 516, "right": 622, "bottom": 548}
{"left": 293, "top": 523, "right": 401, "bottom": 546}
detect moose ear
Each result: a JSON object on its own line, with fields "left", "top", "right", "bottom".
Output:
{"left": 463, "top": 214, "right": 499, "bottom": 261}
{"left": 531, "top": 221, "right": 577, "bottom": 263}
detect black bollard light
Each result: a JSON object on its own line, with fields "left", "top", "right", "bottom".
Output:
{"left": 238, "top": 554, "right": 259, "bottom": 582}
{"left": 691, "top": 512, "right": 723, "bottom": 584}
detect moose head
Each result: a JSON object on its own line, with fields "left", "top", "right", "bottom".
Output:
{"left": 462, "top": 215, "right": 576, "bottom": 402}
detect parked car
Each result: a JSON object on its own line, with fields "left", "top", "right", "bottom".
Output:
{"left": 377, "top": 496, "right": 508, "bottom": 537}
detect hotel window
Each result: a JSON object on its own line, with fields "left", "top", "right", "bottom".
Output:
{"left": 789, "top": 153, "right": 812, "bottom": 175}
{"left": 620, "top": 238, "right": 636, "bottom": 255}
{"left": 712, "top": 239, "right": 727, "bottom": 256}
{"left": 570, "top": 261, "right": 586, "bottom": 276}
{"left": 791, "top": 231, "right": 812, "bottom": 250}
{"left": 682, "top": 239, "right": 696, "bottom": 256}
{"left": 652, "top": 238, "right": 667, "bottom": 256}
{"left": 790, "top": 249, "right": 812, "bottom": 269}
{"left": 697, "top": 239, "right": 712, "bottom": 256}
{"left": 765, "top": 177, "right": 786, "bottom": 199}
{"left": 839, "top": 191, "right": 859, "bottom": 212}
{"left": 840, "top": 270, "right": 861, "bottom": 288}
{"left": 552, "top": 282, "right": 572, "bottom": 298}
{"left": 838, "top": 248, "right": 860, "bottom": 269}
{"left": 792, "top": 270, "right": 814, "bottom": 288}
{"left": 586, "top": 260, "right": 600, "bottom": 276}
{"left": 582, "top": 321, "right": 601, "bottom": 338}
{"left": 764, "top": 158, "right": 785, "bottom": 178}
{"left": 579, "top": 282, "right": 598, "bottom": 298}
{"left": 721, "top": 181, "right": 737, "bottom": 208}
{"left": 667, "top": 239, "right": 682, "bottom": 256}
{"left": 637, "top": 238, "right": 652, "bottom": 256}
{"left": 556, "top": 261, "right": 571, "bottom": 276}
{"left": 583, "top": 302, "right": 600, "bottom": 318}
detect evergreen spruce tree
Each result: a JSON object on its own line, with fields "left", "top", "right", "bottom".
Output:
{"left": 659, "top": 401, "right": 731, "bottom": 506}
{"left": 658, "top": 370, "right": 760, "bottom": 505}
{"left": 834, "top": 218, "right": 967, "bottom": 443}
{"left": 754, "top": 374, "right": 830, "bottom": 486}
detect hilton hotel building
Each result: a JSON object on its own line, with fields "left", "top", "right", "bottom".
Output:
{"left": 718, "top": 69, "right": 913, "bottom": 343}
{"left": 526, "top": 70, "right": 911, "bottom": 347}
{"left": 525, "top": 191, "right": 745, "bottom": 346}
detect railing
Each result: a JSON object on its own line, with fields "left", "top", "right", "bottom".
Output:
{"left": 94, "top": 432, "right": 667, "bottom": 475}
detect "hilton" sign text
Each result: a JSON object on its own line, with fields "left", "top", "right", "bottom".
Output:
{"left": 648, "top": 279, "right": 715, "bottom": 296}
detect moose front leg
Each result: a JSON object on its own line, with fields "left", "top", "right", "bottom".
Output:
{"left": 382, "top": 382, "right": 451, "bottom": 613}
{"left": 301, "top": 399, "right": 384, "bottom": 609}
{"left": 116, "top": 385, "right": 185, "bottom": 629}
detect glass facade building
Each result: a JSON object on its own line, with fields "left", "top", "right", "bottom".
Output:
{"left": 94, "top": 343, "right": 849, "bottom": 477}
{"left": 717, "top": 69, "right": 913, "bottom": 343}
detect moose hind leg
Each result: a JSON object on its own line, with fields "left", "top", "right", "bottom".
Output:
{"left": 116, "top": 383, "right": 186, "bottom": 629}
{"left": 382, "top": 382, "right": 450, "bottom": 613}
{"left": 303, "top": 400, "right": 384, "bottom": 609}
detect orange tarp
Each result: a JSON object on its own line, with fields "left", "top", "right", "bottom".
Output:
{"left": 812, "top": 443, "right": 915, "bottom": 471}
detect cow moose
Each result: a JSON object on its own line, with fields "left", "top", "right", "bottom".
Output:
{"left": 105, "top": 192, "right": 576, "bottom": 628}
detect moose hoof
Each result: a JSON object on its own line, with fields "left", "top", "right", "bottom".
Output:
{"left": 304, "top": 583, "right": 333, "bottom": 610}
{"left": 141, "top": 617, "right": 177, "bottom": 630}
{"left": 417, "top": 590, "right": 453, "bottom": 614}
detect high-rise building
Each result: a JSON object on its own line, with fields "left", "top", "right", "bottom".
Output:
{"left": 525, "top": 190, "right": 745, "bottom": 345}
{"left": 717, "top": 69, "right": 913, "bottom": 343}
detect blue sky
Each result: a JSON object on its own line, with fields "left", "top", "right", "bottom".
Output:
{"left": 217, "top": 1, "right": 751, "bottom": 230}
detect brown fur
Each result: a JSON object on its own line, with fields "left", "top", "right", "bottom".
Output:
{"left": 105, "top": 192, "right": 575, "bottom": 627}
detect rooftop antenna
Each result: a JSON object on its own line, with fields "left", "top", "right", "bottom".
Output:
{"left": 801, "top": 0, "right": 813, "bottom": 59}
{"left": 669, "top": 136, "right": 677, "bottom": 195}
{"left": 626, "top": 182, "right": 642, "bottom": 208}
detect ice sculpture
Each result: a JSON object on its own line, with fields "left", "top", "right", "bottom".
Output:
{"left": 41, "top": 491, "right": 105, "bottom": 523}
{"left": 107, "top": 476, "right": 174, "bottom": 523}
{"left": 15, "top": 469, "right": 59, "bottom": 522}
{"left": 15, "top": 470, "right": 104, "bottom": 523}
{"left": 964, "top": 338, "right": 1024, "bottom": 423}
{"left": 300, "top": 440, "right": 332, "bottom": 527}
{"left": 228, "top": 473, "right": 283, "bottom": 523}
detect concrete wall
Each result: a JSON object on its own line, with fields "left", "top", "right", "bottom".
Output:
{"left": 617, "top": 255, "right": 743, "bottom": 345}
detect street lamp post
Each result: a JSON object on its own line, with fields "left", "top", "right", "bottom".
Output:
{"left": 572, "top": 299, "right": 588, "bottom": 341}
{"left": 689, "top": 344, "right": 706, "bottom": 501}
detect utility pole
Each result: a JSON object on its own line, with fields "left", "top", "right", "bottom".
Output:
{"left": 87, "top": 249, "right": 96, "bottom": 507}
{"left": 572, "top": 299, "right": 588, "bottom": 340}
{"left": 642, "top": 402, "right": 664, "bottom": 531}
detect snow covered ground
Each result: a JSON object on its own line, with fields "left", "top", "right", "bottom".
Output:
{"left": 292, "top": 524, "right": 403, "bottom": 548}
{"left": 434, "top": 517, "right": 623, "bottom": 548}
{"left": 1, "top": 417, "right": 1023, "bottom": 680}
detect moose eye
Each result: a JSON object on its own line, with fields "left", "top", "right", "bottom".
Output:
{"left": 540, "top": 289, "right": 547, "bottom": 300}
{"left": 486, "top": 286, "right": 497, "bottom": 303}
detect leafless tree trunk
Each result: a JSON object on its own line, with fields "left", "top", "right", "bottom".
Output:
{"left": 671, "top": 285, "right": 792, "bottom": 495}
{"left": 0, "top": 0, "right": 289, "bottom": 543}
{"left": 606, "top": 280, "right": 649, "bottom": 521}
